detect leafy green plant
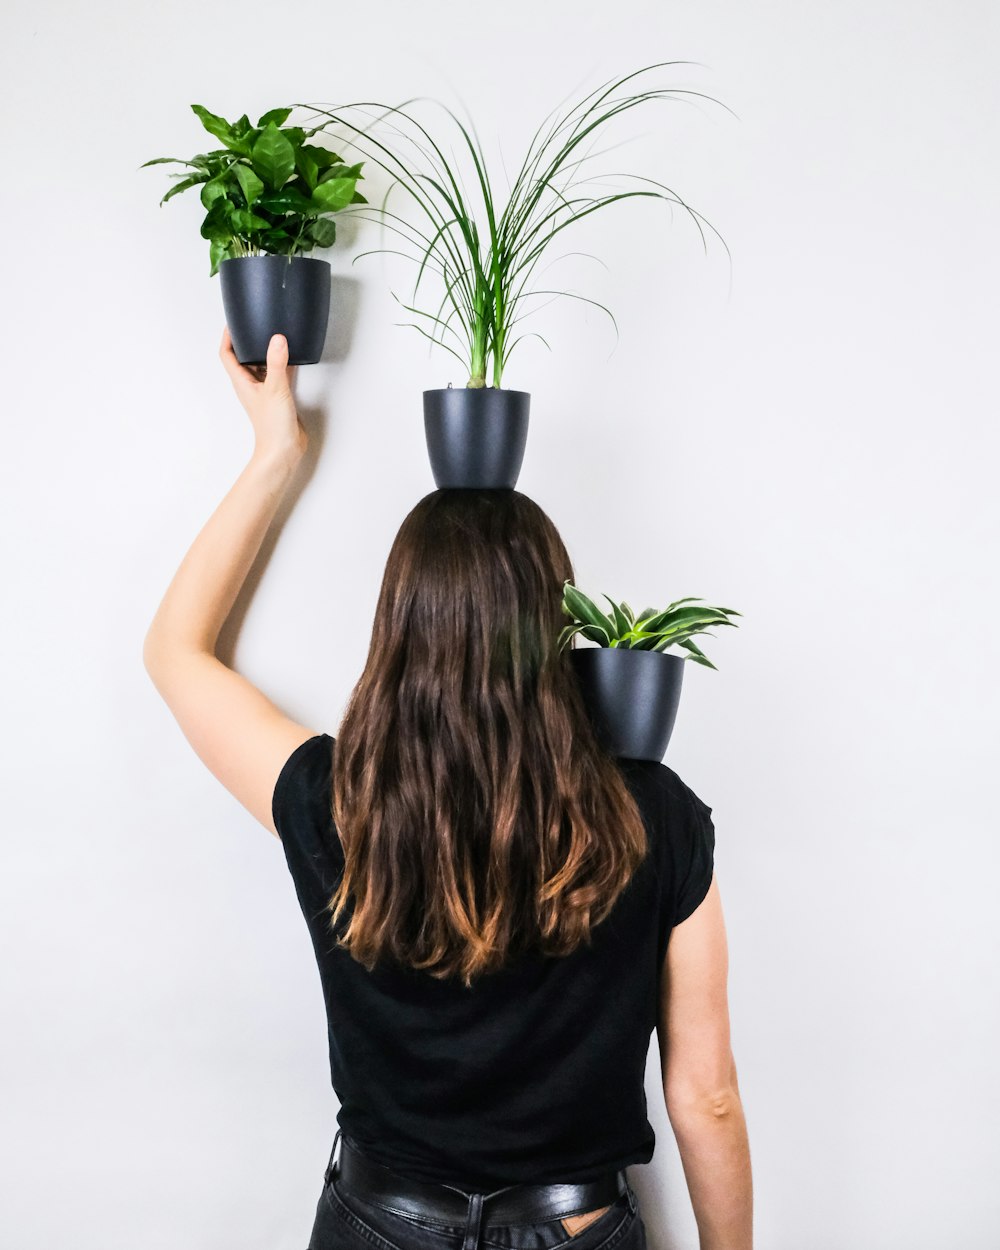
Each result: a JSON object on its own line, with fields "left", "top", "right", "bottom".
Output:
{"left": 140, "top": 104, "right": 367, "bottom": 276}
{"left": 559, "top": 582, "right": 741, "bottom": 670}
{"left": 298, "top": 64, "right": 732, "bottom": 388}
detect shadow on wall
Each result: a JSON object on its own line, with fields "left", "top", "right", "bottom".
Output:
{"left": 324, "top": 275, "right": 361, "bottom": 363}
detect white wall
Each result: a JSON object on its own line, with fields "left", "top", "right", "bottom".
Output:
{"left": 3, "top": 1, "right": 998, "bottom": 1247}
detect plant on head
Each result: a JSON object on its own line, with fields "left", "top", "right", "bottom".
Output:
{"left": 140, "top": 104, "right": 367, "bottom": 276}
{"left": 297, "top": 63, "right": 733, "bottom": 388}
{"left": 560, "top": 582, "right": 741, "bottom": 669}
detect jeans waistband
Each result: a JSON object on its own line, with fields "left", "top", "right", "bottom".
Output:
{"left": 326, "top": 1129, "right": 629, "bottom": 1250}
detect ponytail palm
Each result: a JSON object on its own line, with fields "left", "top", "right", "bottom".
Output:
{"left": 299, "top": 64, "right": 732, "bottom": 388}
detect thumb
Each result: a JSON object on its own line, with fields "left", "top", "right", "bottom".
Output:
{"left": 265, "top": 332, "right": 290, "bottom": 385}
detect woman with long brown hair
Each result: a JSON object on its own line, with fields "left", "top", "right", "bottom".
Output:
{"left": 143, "top": 332, "right": 753, "bottom": 1250}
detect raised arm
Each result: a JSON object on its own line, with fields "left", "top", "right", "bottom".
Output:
{"left": 142, "top": 329, "right": 319, "bottom": 837}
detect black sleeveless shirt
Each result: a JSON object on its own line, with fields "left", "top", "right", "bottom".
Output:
{"left": 272, "top": 733, "right": 715, "bottom": 1190}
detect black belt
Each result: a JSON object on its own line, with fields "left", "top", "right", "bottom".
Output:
{"left": 325, "top": 1128, "right": 629, "bottom": 1250}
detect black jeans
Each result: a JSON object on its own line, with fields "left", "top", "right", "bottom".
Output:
{"left": 307, "top": 1134, "right": 648, "bottom": 1250}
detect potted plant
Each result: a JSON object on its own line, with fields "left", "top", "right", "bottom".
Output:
{"left": 559, "top": 582, "right": 741, "bottom": 761}
{"left": 141, "top": 104, "right": 366, "bottom": 365}
{"left": 300, "top": 64, "right": 730, "bottom": 485}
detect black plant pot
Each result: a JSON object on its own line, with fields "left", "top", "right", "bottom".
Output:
{"left": 423, "top": 387, "right": 530, "bottom": 488}
{"left": 570, "top": 647, "right": 685, "bottom": 762}
{"left": 219, "top": 255, "right": 331, "bottom": 365}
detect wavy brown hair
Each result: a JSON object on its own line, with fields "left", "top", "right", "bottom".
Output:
{"left": 328, "top": 489, "right": 647, "bottom": 987}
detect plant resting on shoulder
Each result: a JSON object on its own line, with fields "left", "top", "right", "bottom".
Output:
{"left": 559, "top": 582, "right": 741, "bottom": 670}
{"left": 141, "top": 104, "right": 366, "bottom": 275}
{"left": 300, "top": 64, "right": 732, "bottom": 388}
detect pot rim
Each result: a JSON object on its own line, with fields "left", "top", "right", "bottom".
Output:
{"left": 423, "top": 386, "right": 531, "bottom": 399}
{"left": 568, "top": 645, "right": 686, "bottom": 664}
{"left": 218, "top": 254, "right": 331, "bottom": 268}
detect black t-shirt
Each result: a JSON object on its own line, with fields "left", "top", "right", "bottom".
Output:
{"left": 272, "top": 732, "right": 715, "bottom": 1189}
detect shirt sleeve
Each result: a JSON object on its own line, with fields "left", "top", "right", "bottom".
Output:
{"left": 271, "top": 732, "right": 344, "bottom": 899}
{"left": 671, "top": 780, "right": 716, "bottom": 927}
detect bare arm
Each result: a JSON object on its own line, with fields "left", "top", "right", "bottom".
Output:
{"left": 142, "top": 330, "right": 318, "bottom": 838}
{"left": 656, "top": 874, "right": 753, "bottom": 1250}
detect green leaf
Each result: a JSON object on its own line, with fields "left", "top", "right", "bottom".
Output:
{"left": 311, "top": 176, "right": 358, "bottom": 212}
{"left": 302, "top": 143, "right": 342, "bottom": 170}
{"left": 624, "top": 632, "right": 661, "bottom": 650}
{"left": 140, "top": 156, "right": 196, "bottom": 168}
{"left": 659, "top": 596, "right": 705, "bottom": 614}
{"left": 160, "top": 174, "right": 207, "bottom": 204}
{"left": 295, "top": 145, "right": 319, "bottom": 191}
{"left": 256, "top": 187, "right": 316, "bottom": 215}
{"left": 200, "top": 199, "right": 235, "bottom": 243}
{"left": 580, "top": 623, "right": 612, "bottom": 646}
{"left": 259, "top": 229, "right": 296, "bottom": 251}
{"left": 561, "top": 583, "right": 615, "bottom": 636}
{"left": 677, "top": 638, "right": 719, "bottom": 670}
{"left": 557, "top": 623, "right": 586, "bottom": 651}
{"left": 234, "top": 164, "right": 264, "bottom": 207}
{"left": 229, "top": 208, "right": 272, "bottom": 233}
{"left": 332, "top": 160, "right": 364, "bottom": 181}
{"left": 208, "top": 238, "right": 231, "bottom": 276}
{"left": 252, "top": 123, "right": 296, "bottom": 190}
{"left": 199, "top": 175, "right": 230, "bottom": 210}
{"left": 619, "top": 601, "right": 636, "bottom": 626}
{"left": 257, "top": 106, "right": 293, "bottom": 129}
{"left": 637, "top": 604, "right": 722, "bottom": 635}
{"left": 307, "top": 217, "right": 337, "bottom": 247}
{"left": 601, "top": 593, "right": 630, "bottom": 641}
{"left": 191, "top": 104, "right": 235, "bottom": 145}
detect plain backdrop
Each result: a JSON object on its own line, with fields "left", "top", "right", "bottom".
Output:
{"left": 2, "top": 1, "right": 998, "bottom": 1247}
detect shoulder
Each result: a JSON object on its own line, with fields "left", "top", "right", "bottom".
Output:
{"left": 615, "top": 757, "right": 716, "bottom": 878}
{"left": 617, "top": 759, "right": 716, "bottom": 927}
{"left": 615, "top": 756, "right": 712, "bottom": 823}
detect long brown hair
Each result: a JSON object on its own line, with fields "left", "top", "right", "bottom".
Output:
{"left": 329, "top": 489, "right": 647, "bottom": 987}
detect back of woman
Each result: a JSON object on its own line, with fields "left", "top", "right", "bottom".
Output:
{"left": 268, "top": 490, "right": 750, "bottom": 1250}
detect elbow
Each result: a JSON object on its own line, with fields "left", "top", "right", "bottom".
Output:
{"left": 142, "top": 633, "right": 158, "bottom": 676}
{"left": 665, "top": 1055, "right": 742, "bottom": 1121}
{"left": 666, "top": 1084, "right": 742, "bottom": 1122}
{"left": 142, "top": 631, "right": 169, "bottom": 681}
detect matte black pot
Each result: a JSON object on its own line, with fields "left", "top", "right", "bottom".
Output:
{"left": 570, "top": 647, "right": 685, "bottom": 762}
{"left": 219, "top": 255, "right": 331, "bottom": 365}
{"left": 423, "top": 387, "right": 530, "bottom": 488}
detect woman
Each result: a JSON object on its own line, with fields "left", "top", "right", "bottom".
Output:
{"left": 143, "top": 330, "right": 753, "bottom": 1250}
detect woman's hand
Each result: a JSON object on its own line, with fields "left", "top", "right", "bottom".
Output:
{"left": 219, "top": 326, "right": 307, "bottom": 463}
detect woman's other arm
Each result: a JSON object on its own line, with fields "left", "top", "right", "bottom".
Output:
{"left": 656, "top": 875, "right": 754, "bottom": 1250}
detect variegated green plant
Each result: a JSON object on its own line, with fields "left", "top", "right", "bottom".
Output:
{"left": 559, "top": 582, "right": 741, "bottom": 670}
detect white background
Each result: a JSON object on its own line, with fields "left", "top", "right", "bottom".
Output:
{"left": 2, "top": 1, "right": 998, "bottom": 1247}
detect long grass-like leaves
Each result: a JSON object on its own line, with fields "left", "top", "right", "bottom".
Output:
{"left": 295, "top": 65, "right": 733, "bottom": 386}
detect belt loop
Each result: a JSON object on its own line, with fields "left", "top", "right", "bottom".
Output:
{"left": 461, "top": 1191, "right": 485, "bottom": 1250}
{"left": 624, "top": 1173, "right": 637, "bottom": 1216}
{"left": 323, "top": 1127, "right": 343, "bottom": 1186}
